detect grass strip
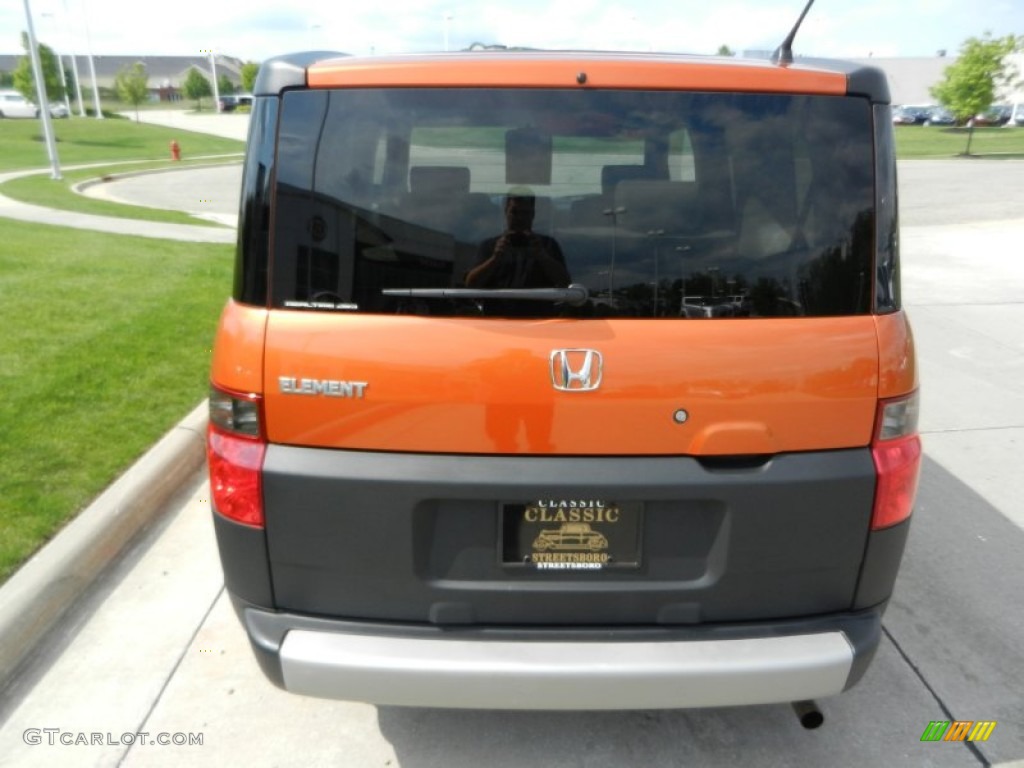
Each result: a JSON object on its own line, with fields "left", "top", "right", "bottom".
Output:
{"left": 0, "top": 115, "right": 243, "bottom": 171}
{"left": 894, "top": 125, "right": 1024, "bottom": 158}
{"left": 0, "top": 219, "right": 232, "bottom": 582}
{"left": 0, "top": 160, "right": 239, "bottom": 228}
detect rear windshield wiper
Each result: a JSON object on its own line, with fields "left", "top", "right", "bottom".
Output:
{"left": 382, "top": 283, "right": 590, "bottom": 307}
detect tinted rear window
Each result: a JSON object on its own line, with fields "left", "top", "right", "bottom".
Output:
{"left": 270, "top": 88, "right": 873, "bottom": 318}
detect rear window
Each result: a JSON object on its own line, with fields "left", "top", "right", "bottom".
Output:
{"left": 270, "top": 88, "right": 873, "bottom": 318}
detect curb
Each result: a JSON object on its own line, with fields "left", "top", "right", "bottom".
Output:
{"left": 0, "top": 401, "right": 209, "bottom": 688}
{"left": 70, "top": 156, "right": 243, "bottom": 200}
{"left": 71, "top": 161, "right": 243, "bottom": 228}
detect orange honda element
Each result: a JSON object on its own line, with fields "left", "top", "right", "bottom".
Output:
{"left": 208, "top": 49, "right": 920, "bottom": 718}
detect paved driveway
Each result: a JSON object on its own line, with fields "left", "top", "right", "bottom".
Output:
{"left": 80, "top": 165, "right": 244, "bottom": 227}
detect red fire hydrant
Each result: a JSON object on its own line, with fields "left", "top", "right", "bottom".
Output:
{"left": 170, "top": 140, "right": 181, "bottom": 161}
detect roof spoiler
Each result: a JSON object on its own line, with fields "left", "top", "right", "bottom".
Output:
{"left": 254, "top": 51, "right": 349, "bottom": 96}
{"left": 771, "top": 0, "right": 817, "bottom": 66}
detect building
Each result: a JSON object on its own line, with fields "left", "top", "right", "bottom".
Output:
{"left": 0, "top": 53, "right": 245, "bottom": 102}
{"left": 851, "top": 54, "right": 1023, "bottom": 108}
{"left": 848, "top": 56, "right": 954, "bottom": 106}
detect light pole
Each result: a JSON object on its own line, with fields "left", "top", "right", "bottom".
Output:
{"left": 79, "top": 0, "right": 103, "bottom": 119}
{"left": 647, "top": 229, "right": 664, "bottom": 315}
{"left": 60, "top": 0, "right": 86, "bottom": 116}
{"left": 603, "top": 206, "right": 626, "bottom": 300}
{"left": 22, "top": 0, "right": 61, "bottom": 179}
{"left": 444, "top": 13, "right": 453, "bottom": 52}
{"left": 206, "top": 49, "right": 220, "bottom": 111}
{"left": 40, "top": 12, "right": 71, "bottom": 114}
{"left": 708, "top": 266, "right": 719, "bottom": 298}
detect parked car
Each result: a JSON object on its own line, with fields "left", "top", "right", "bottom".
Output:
{"left": 209, "top": 49, "right": 919, "bottom": 715}
{"left": 49, "top": 102, "right": 70, "bottom": 119}
{"left": 923, "top": 107, "right": 955, "bottom": 126}
{"left": 218, "top": 93, "right": 253, "bottom": 112}
{"left": 971, "top": 105, "right": 1011, "bottom": 127}
{"left": 892, "top": 105, "right": 930, "bottom": 125}
{"left": 0, "top": 89, "right": 39, "bottom": 118}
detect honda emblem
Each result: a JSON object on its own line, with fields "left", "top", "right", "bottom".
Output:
{"left": 550, "top": 349, "right": 603, "bottom": 392}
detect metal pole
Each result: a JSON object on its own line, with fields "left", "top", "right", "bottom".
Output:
{"left": 60, "top": 0, "right": 86, "bottom": 116}
{"left": 40, "top": 12, "right": 71, "bottom": 113}
{"left": 80, "top": 0, "right": 103, "bottom": 118}
{"left": 23, "top": 0, "right": 62, "bottom": 179}
{"left": 59, "top": 54, "right": 72, "bottom": 113}
{"left": 70, "top": 52, "right": 85, "bottom": 116}
{"left": 208, "top": 49, "right": 220, "bottom": 112}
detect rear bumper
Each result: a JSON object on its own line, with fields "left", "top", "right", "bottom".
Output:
{"left": 237, "top": 601, "right": 884, "bottom": 710}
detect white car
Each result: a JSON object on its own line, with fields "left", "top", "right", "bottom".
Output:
{"left": 0, "top": 89, "right": 39, "bottom": 119}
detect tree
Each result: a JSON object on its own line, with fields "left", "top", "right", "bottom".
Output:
{"left": 12, "top": 32, "right": 64, "bottom": 104}
{"left": 183, "top": 67, "right": 212, "bottom": 110}
{"left": 716, "top": 45, "right": 736, "bottom": 57}
{"left": 240, "top": 61, "right": 260, "bottom": 94}
{"left": 217, "top": 74, "right": 235, "bottom": 96}
{"left": 930, "top": 33, "right": 1021, "bottom": 155}
{"left": 115, "top": 62, "right": 149, "bottom": 121}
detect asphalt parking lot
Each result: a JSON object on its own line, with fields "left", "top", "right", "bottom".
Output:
{"left": 0, "top": 145, "right": 1021, "bottom": 767}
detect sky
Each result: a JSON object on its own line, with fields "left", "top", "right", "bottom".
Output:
{"left": 5, "top": 0, "right": 1023, "bottom": 63}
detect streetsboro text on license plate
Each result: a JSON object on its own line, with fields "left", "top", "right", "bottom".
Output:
{"left": 532, "top": 552, "right": 609, "bottom": 567}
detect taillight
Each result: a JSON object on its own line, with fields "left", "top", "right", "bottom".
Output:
{"left": 870, "top": 391, "right": 921, "bottom": 530}
{"left": 207, "top": 385, "right": 266, "bottom": 528}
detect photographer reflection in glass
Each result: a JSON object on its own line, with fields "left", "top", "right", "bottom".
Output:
{"left": 466, "top": 193, "right": 570, "bottom": 289}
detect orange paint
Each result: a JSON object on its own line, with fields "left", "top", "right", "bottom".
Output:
{"left": 307, "top": 53, "right": 847, "bottom": 95}
{"left": 210, "top": 300, "right": 268, "bottom": 396}
{"left": 874, "top": 310, "right": 918, "bottom": 398}
{"left": 258, "top": 314, "right": 881, "bottom": 455}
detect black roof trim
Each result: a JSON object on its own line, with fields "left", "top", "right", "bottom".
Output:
{"left": 254, "top": 51, "right": 349, "bottom": 97}
{"left": 796, "top": 57, "right": 891, "bottom": 103}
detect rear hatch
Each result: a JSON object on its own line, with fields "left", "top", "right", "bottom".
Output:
{"left": 257, "top": 63, "right": 886, "bottom": 626}
{"left": 263, "top": 315, "right": 878, "bottom": 455}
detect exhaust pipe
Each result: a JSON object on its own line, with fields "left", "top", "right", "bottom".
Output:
{"left": 792, "top": 700, "right": 824, "bottom": 729}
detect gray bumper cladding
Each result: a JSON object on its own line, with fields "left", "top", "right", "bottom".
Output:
{"left": 279, "top": 630, "right": 854, "bottom": 710}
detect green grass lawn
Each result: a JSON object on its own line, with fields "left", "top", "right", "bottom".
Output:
{"left": 0, "top": 220, "right": 232, "bottom": 582}
{"left": 0, "top": 114, "right": 240, "bottom": 584}
{"left": 894, "top": 125, "right": 1024, "bottom": 158}
{"left": 0, "top": 115, "right": 243, "bottom": 171}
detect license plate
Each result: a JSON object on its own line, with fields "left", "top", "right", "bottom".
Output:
{"left": 500, "top": 500, "right": 643, "bottom": 570}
